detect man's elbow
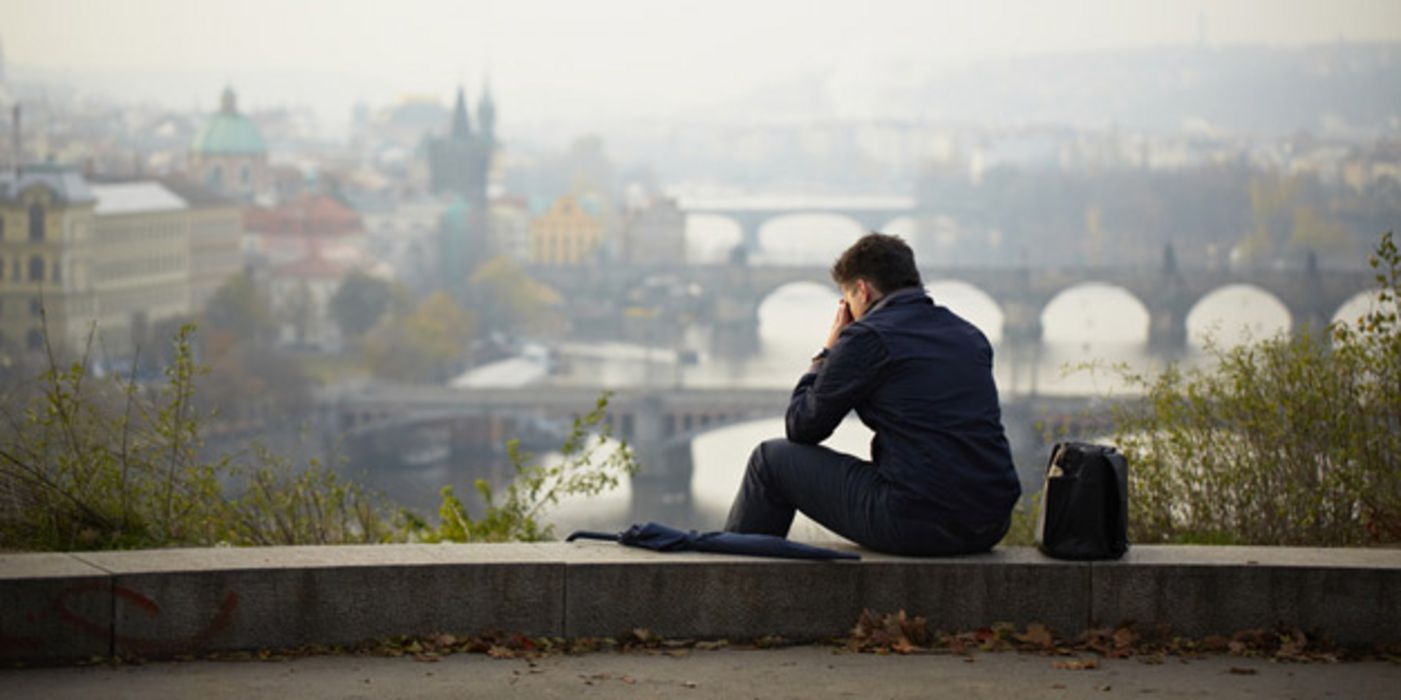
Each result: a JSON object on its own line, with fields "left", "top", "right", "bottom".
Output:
{"left": 784, "top": 415, "right": 825, "bottom": 445}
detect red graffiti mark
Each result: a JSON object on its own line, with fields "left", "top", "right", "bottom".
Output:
{"left": 50, "top": 582, "right": 240, "bottom": 653}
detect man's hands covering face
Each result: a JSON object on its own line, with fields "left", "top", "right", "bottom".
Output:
{"left": 825, "top": 299, "right": 855, "bottom": 350}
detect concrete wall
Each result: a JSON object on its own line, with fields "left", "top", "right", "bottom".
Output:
{"left": 2, "top": 543, "right": 1398, "bottom": 663}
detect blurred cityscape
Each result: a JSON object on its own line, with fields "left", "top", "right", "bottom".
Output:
{"left": 1, "top": 14, "right": 1399, "bottom": 531}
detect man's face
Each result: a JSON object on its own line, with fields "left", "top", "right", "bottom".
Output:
{"left": 841, "top": 279, "right": 875, "bottom": 320}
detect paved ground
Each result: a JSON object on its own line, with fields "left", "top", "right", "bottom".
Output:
{"left": 3, "top": 646, "right": 1398, "bottom": 699}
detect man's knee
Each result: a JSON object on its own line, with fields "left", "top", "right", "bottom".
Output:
{"left": 749, "top": 438, "right": 797, "bottom": 473}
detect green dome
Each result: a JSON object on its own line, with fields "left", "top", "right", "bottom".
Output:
{"left": 191, "top": 87, "right": 266, "bottom": 155}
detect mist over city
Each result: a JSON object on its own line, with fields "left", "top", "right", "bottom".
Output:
{"left": 2, "top": 0, "right": 1399, "bottom": 539}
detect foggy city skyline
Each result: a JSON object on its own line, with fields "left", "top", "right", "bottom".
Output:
{"left": 4, "top": 0, "right": 1401, "bottom": 138}
{"left": 0, "top": 0, "right": 1397, "bottom": 548}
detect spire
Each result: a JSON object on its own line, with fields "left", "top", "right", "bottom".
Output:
{"left": 450, "top": 86, "right": 472, "bottom": 140}
{"left": 220, "top": 85, "right": 238, "bottom": 114}
{"left": 477, "top": 76, "right": 496, "bottom": 141}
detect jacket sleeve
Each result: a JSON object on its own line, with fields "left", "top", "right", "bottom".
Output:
{"left": 785, "top": 324, "right": 886, "bottom": 445}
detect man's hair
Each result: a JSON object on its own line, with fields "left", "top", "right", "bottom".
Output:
{"left": 830, "top": 232, "right": 922, "bottom": 294}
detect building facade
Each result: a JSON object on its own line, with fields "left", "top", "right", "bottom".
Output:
{"left": 89, "top": 182, "right": 193, "bottom": 359}
{"left": 242, "top": 193, "right": 368, "bottom": 267}
{"left": 529, "top": 195, "right": 602, "bottom": 266}
{"left": 161, "top": 176, "right": 244, "bottom": 312}
{"left": 622, "top": 197, "right": 687, "bottom": 265}
{"left": 0, "top": 166, "right": 98, "bottom": 357}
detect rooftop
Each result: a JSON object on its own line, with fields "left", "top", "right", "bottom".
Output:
{"left": 91, "top": 181, "right": 187, "bottom": 216}
{"left": 0, "top": 165, "right": 96, "bottom": 205}
{"left": 190, "top": 86, "right": 266, "bottom": 156}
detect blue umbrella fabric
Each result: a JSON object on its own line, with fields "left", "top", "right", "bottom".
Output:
{"left": 566, "top": 522, "right": 860, "bottom": 560}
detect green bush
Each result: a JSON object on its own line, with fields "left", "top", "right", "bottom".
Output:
{"left": 0, "top": 320, "right": 635, "bottom": 551}
{"left": 1108, "top": 232, "right": 1400, "bottom": 546}
{"left": 403, "top": 393, "right": 638, "bottom": 543}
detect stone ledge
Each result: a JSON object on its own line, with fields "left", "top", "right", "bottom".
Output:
{"left": 1, "top": 544, "right": 1397, "bottom": 662}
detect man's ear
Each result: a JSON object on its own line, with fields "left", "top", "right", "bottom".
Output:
{"left": 858, "top": 279, "right": 876, "bottom": 303}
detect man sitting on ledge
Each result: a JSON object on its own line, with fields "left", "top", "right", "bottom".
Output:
{"left": 724, "top": 232, "right": 1021, "bottom": 556}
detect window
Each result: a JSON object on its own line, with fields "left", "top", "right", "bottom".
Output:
{"left": 0, "top": 255, "right": 5, "bottom": 281}
{"left": 28, "top": 203, "right": 45, "bottom": 241}
{"left": 52, "top": 260, "right": 62, "bottom": 283}
{"left": 240, "top": 164, "right": 251, "bottom": 185}
{"left": 207, "top": 164, "right": 223, "bottom": 189}
{"left": 27, "top": 328, "right": 43, "bottom": 351}
{"left": 30, "top": 298, "right": 42, "bottom": 317}
{"left": 29, "top": 256, "right": 45, "bottom": 282}
{"left": 0, "top": 214, "right": 5, "bottom": 239}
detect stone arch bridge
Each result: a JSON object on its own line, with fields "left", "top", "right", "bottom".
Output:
{"left": 679, "top": 196, "right": 915, "bottom": 256}
{"left": 321, "top": 382, "right": 1107, "bottom": 501}
{"left": 531, "top": 256, "right": 1376, "bottom": 352}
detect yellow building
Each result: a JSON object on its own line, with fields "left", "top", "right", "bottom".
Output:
{"left": 162, "top": 176, "right": 244, "bottom": 311}
{"left": 90, "top": 182, "right": 193, "bottom": 359}
{"left": 0, "top": 165, "right": 97, "bottom": 357}
{"left": 529, "top": 195, "right": 602, "bottom": 266}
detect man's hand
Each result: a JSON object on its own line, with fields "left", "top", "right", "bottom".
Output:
{"left": 825, "top": 299, "right": 854, "bottom": 349}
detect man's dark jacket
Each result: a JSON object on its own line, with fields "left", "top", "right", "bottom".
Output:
{"left": 786, "top": 287, "right": 1021, "bottom": 527}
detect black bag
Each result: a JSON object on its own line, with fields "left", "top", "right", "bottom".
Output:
{"left": 1035, "top": 442, "right": 1129, "bottom": 560}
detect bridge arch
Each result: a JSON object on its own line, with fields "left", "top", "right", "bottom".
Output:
{"left": 1040, "top": 282, "right": 1151, "bottom": 344}
{"left": 756, "top": 281, "right": 841, "bottom": 356}
{"left": 1331, "top": 289, "right": 1392, "bottom": 328}
{"left": 684, "top": 213, "right": 745, "bottom": 264}
{"left": 754, "top": 213, "right": 866, "bottom": 265}
{"left": 881, "top": 215, "right": 918, "bottom": 238}
{"left": 925, "top": 279, "right": 1005, "bottom": 343}
{"left": 1185, "top": 284, "right": 1292, "bottom": 348}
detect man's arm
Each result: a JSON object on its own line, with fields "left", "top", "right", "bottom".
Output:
{"left": 785, "top": 323, "right": 885, "bottom": 445}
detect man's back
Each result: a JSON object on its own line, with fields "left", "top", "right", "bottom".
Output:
{"left": 729, "top": 232, "right": 1020, "bottom": 555}
{"left": 786, "top": 288, "right": 1021, "bottom": 527}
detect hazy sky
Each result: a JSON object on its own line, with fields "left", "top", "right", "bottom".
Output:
{"left": 3, "top": 0, "right": 1401, "bottom": 134}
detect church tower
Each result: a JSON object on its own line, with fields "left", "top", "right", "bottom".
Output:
{"left": 428, "top": 84, "right": 498, "bottom": 289}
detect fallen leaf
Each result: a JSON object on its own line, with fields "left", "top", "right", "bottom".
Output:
{"left": 1016, "top": 624, "right": 1056, "bottom": 650}
{"left": 1228, "top": 667, "right": 1257, "bottom": 675}
{"left": 695, "top": 640, "right": 729, "bottom": 651}
{"left": 1053, "top": 659, "right": 1100, "bottom": 670}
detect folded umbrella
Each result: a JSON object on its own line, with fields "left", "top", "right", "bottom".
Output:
{"left": 566, "top": 521, "right": 860, "bottom": 560}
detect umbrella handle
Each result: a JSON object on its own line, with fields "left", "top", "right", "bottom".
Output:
{"left": 565, "top": 530, "right": 619, "bottom": 542}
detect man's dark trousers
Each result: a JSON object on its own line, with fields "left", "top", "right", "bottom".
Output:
{"left": 724, "top": 437, "right": 1010, "bottom": 557}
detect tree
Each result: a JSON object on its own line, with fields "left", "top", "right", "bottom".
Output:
{"left": 468, "top": 255, "right": 564, "bottom": 337}
{"left": 329, "top": 270, "right": 394, "bottom": 343}
{"left": 203, "top": 273, "right": 277, "bottom": 350}
{"left": 363, "top": 292, "right": 475, "bottom": 383}
{"left": 279, "top": 281, "right": 315, "bottom": 348}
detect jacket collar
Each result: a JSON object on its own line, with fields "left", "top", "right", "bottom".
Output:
{"left": 864, "top": 286, "right": 928, "bottom": 317}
